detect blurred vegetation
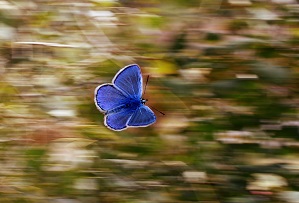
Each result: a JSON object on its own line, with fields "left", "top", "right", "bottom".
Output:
{"left": 0, "top": 0, "right": 299, "bottom": 202}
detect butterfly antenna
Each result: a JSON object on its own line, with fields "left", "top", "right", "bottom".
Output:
{"left": 143, "top": 75, "right": 165, "bottom": 116}
{"left": 143, "top": 75, "right": 149, "bottom": 96}
{"left": 149, "top": 105, "right": 165, "bottom": 116}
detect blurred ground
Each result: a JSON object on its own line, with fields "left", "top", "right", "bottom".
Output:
{"left": 1, "top": 0, "right": 299, "bottom": 202}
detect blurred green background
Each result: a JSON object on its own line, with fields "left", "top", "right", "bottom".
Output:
{"left": 1, "top": 0, "right": 299, "bottom": 202}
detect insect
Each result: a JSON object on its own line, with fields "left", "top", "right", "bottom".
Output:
{"left": 94, "top": 64, "right": 156, "bottom": 131}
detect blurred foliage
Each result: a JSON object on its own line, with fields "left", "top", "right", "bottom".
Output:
{"left": 0, "top": 0, "right": 299, "bottom": 202}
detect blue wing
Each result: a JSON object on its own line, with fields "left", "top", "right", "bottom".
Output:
{"left": 127, "top": 105, "right": 156, "bottom": 127}
{"left": 105, "top": 107, "right": 135, "bottom": 131}
{"left": 113, "top": 64, "right": 143, "bottom": 98}
{"left": 95, "top": 84, "right": 128, "bottom": 112}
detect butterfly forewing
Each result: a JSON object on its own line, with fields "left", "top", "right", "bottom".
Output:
{"left": 95, "top": 84, "right": 128, "bottom": 112}
{"left": 127, "top": 106, "right": 156, "bottom": 127}
{"left": 113, "top": 64, "right": 143, "bottom": 98}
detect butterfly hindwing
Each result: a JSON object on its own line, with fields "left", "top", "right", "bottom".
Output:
{"left": 105, "top": 107, "right": 135, "bottom": 131}
{"left": 127, "top": 106, "right": 156, "bottom": 127}
{"left": 95, "top": 84, "right": 128, "bottom": 112}
{"left": 113, "top": 64, "right": 143, "bottom": 98}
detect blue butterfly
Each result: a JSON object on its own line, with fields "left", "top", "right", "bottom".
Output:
{"left": 94, "top": 64, "right": 156, "bottom": 131}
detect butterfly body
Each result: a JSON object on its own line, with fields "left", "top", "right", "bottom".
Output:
{"left": 106, "top": 98, "right": 142, "bottom": 115}
{"left": 94, "top": 64, "right": 156, "bottom": 131}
